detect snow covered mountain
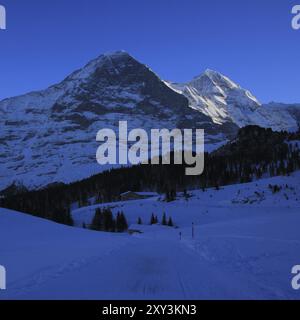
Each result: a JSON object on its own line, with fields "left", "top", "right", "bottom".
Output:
{"left": 0, "top": 51, "right": 232, "bottom": 191}
{"left": 0, "top": 51, "right": 299, "bottom": 191}
{"left": 166, "top": 70, "right": 299, "bottom": 131}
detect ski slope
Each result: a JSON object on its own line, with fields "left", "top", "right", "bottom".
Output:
{"left": 1, "top": 173, "right": 300, "bottom": 299}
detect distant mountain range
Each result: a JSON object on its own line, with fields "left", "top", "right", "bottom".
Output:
{"left": 1, "top": 51, "right": 299, "bottom": 190}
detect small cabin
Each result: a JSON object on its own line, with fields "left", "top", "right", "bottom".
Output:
{"left": 120, "top": 191, "right": 158, "bottom": 201}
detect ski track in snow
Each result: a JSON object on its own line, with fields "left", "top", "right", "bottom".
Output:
{"left": 5, "top": 242, "right": 132, "bottom": 298}
{"left": 2, "top": 234, "right": 296, "bottom": 300}
{"left": 1, "top": 172, "right": 300, "bottom": 300}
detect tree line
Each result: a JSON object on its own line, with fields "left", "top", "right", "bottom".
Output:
{"left": 88, "top": 208, "right": 175, "bottom": 233}
{"left": 1, "top": 125, "right": 300, "bottom": 226}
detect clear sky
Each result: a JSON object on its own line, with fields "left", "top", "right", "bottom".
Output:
{"left": 0, "top": 0, "right": 299, "bottom": 103}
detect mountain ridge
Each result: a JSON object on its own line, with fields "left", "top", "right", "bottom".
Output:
{"left": 0, "top": 51, "right": 299, "bottom": 191}
{"left": 166, "top": 68, "right": 299, "bottom": 130}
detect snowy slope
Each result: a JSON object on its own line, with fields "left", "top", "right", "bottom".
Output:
{"left": 1, "top": 173, "right": 300, "bottom": 299}
{"left": 0, "top": 208, "right": 131, "bottom": 299}
{"left": 72, "top": 171, "right": 300, "bottom": 227}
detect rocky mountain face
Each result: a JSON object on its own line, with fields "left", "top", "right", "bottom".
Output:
{"left": 0, "top": 51, "right": 234, "bottom": 190}
{"left": 0, "top": 51, "right": 299, "bottom": 191}
{"left": 166, "top": 70, "right": 299, "bottom": 131}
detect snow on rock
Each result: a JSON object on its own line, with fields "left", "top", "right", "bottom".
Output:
{"left": 0, "top": 52, "right": 228, "bottom": 191}
{"left": 1, "top": 52, "right": 299, "bottom": 191}
{"left": 166, "top": 70, "right": 298, "bottom": 130}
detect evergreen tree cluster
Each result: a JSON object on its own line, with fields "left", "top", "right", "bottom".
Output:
{"left": 164, "top": 188, "right": 177, "bottom": 202}
{"left": 268, "top": 184, "right": 282, "bottom": 194}
{"left": 148, "top": 212, "right": 174, "bottom": 227}
{"left": 90, "top": 207, "right": 128, "bottom": 232}
{"left": 1, "top": 125, "right": 300, "bottom": 226}
{"left": 150, "top": 213, "right": 158, "bottom": 225}
{"left": 161, "top": 212, "right": 174, "bottom": 227}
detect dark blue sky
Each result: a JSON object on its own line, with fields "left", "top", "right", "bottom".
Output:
{"left": 0, "top": 0, "right": 299, "bottom": 103}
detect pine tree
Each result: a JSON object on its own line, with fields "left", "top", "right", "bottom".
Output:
{"left": 116, "top": 211, "right": 128, "bottom": 232}
{"left": 165, "top": 189, "right": 170, "bottom": 202}
{"left": 52, "top": 206, "right": 73, "bottom": 226}
{"left": 64, "top": 206, "right": 74, "bottom": 226}
{"left": 183, "top": 189, "right": 187, "bottom": 197}
{"left": 162, "top": 212, "right": 167, "bottom": 225}
{"left": 116, "top": 212, "right": 122, "bottom": 232}
{"left": 103, "top": 208, "right": 115, "bottom": 232}
{"left": 90, "top": 207, "right": 103, "bottom": 231}
{"left": 150, "top": 213, "right": 156, "bottom": 225}
{"left": 170, "top": 189, "right": 177, "bottom": 201}
{"left": 168, "top": 217, "right": 174, "bottom": 227}
{"left": 120, "top": 212, "right": 128, "bottom": 231}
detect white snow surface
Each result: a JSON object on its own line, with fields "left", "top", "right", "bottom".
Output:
{"left": 1, "top": 172, "right": 300, "bottom": 300}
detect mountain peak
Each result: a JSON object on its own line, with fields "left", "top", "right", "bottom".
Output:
{"left": 203, "top": 68, "right": 221, "bottom": 77}
{"left": 191, "top": 69, "right": 223, "bottom": 81}
{"left": 165, "top": 67, "right": 263, "bottom": 127}
{"left": 188, "top": 69, "right": 236, "bottom": 95}
{"left": 97, "top": 50, "right": 135, "bottom": 64}
{"left": 102, "top": 50, "right": 130, "bottom": 58}
{"left": 196, "top": 69, "right": 239, "bottom": 90}
{"left": 65, "top": 50, "right": 136, "bottom": 82}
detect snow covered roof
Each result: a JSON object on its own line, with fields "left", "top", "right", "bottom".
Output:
{"left": 135, "top": 192, "right": 159, "bottom": 196}
{"left": 120, "top": 191, "right": 158, "bottom": 197}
